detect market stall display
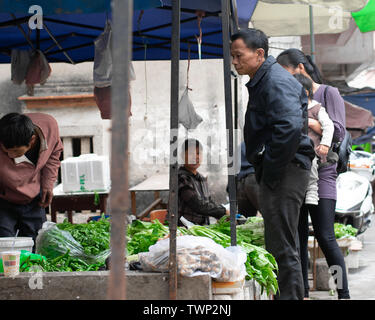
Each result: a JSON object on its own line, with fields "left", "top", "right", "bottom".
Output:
{"left": 17, "top": 216, "right": 278, "bottom": 296}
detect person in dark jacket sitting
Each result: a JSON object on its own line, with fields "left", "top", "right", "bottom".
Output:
{"left": 230, "top": 28, "right": 315, "bottom": 300}
{"left": 177, "top": 138, "right": 228, "bottom": 226}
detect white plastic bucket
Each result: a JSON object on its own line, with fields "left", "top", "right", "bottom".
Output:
{"left": 0, "top": 237, "right": 34, "bottom": 255}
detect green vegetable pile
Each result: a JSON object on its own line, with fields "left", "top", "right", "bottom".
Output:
{"left": 57, "top": 217, "right": 111, "bottom": 255}
{"left": 26, "top": 215, "right": 277, "bottom": 295}
{"left": 186, "top": 224, "right": 278, "bottom": 296}
{"left": 127, "top": 220, "right": 169, "bottom": 255}
{"left": 20, "top": 249, "right": 105, "bottom": 272}
{"left": 209, "top": 216, "right": 265, "bottom": 247}
{"left": 334, "top": 223, "right": 358, "bottom": 239}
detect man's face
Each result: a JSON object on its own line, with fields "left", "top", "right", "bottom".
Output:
{"left": 230, "top": 38, "right": 264, "bottom": 77}
{"left": 1, "top": 144, "right": 30, "bottom": 159}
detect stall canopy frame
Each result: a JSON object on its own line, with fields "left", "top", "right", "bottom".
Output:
{"left": 0, "top": 0, "right": 249, "bottom": 299}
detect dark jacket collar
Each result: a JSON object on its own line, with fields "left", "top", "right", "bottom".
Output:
{"left": 179, "top": 166, "right": 205, "bottom": 181}
{"left": 246, "top": 55, "right": 277, "bottom": 88}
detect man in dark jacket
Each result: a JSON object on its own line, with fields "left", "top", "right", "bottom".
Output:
{"left": 231, "top": 29, "right": 315, "bottom": 300}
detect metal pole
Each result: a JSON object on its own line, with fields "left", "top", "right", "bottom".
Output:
{"left": 107, "top": 0, "right": 133, "bottom": 300}
{"left": 309, "top": 5, "right": 316, "bottom": 63}
{"left": 221, "top": 0, "right": 237, "bottom": 246}
{"left": 231, "top": 0, "right": 240, "bottom": 227}
{"left": 168, "top": 0, "right": 180, "bottom": 300}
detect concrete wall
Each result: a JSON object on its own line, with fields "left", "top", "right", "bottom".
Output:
{"left": 0, "top": 271, "right": 212, "bottom": 300}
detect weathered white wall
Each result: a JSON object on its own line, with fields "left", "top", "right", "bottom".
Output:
{"left": 0, "top": 59, "right": 237, "bottom": 206}
{"left": 129, "top": 59, "right": 233, "bottom": 205}
{"left": 0, "top": 37, "right": 302, "bottom": 209}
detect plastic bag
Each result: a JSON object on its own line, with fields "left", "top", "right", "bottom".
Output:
{"left": 93, "top": 20, "right": 136, "bottom": 87}
{"left": 139, "top": 235, "right": 247, "bottom": 282}
{"left": 35, "top": 222, "right": 109, "bottom": 264}
{"left": 178, "top": 88, "right": 203, "bottom": 129}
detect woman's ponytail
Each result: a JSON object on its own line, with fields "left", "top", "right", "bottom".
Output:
{"left": 305, "top": 55, "right": 323, "bottom": 84}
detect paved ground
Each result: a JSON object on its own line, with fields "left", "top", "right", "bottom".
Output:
{"left": 309, "top": 218, "right": 375, "bottom": 300}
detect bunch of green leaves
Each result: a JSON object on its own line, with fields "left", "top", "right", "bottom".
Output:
{"left": 20, "top": 249, "right": 105, "bottom": 272}
{"left": 186, "top": 225, "right": 278, "bottom": 296}
{"left": 236, "top": 217, "right": 265, "bottom": 247}
{"left": 209, "top": 216, "right": 265, "bottom": 247}
{"left": 126, "top": 219, "right": 170, "bottom": 255}
{"left": 57, "top": 216, "right": 111, "bottom": 256}
{"left": 334, "top": 223, "right": 358, "bottom": 239}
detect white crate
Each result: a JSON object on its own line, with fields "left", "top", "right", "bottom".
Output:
{"left": 61, "top": 154, "right": 110, "bottom": 193}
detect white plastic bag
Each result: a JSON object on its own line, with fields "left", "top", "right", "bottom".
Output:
{"left": 93, "top": 20, "right": 136, "bottom": 87}
{"left": 178, "top": 88, "right": 203, "bottom": 129}
{"left": 139, "top": 235, "right": 247, "bottom": 282}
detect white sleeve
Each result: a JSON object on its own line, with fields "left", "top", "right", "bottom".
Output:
{"left": 317, "top": 106, "right": 335, "bottom": 147}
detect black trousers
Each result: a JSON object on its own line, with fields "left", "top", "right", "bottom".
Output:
{"left": 237, "top": 173, "right": 260, "bottom": 217}
{"left": 298, "top": 199, "right": 350, "bottom": 299}
{"left": 259, "top": 162, "right": 310, "bottom": 300}
{"left": 0, "top": 196, "right": 46, "bottom": 252}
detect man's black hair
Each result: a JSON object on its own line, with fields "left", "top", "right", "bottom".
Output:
{"left": 294, "top": 74, "right": 314, "bottom": 100}
{"left": 231, "top": 28, "right": 269, "bottom": 58}
{"left": 0, "top": 113, "right": 35, "bottom": 149}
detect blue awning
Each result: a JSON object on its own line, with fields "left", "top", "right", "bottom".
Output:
{"left": 0, "top": 0, "right": 256, "bottom": 63}
{"left": 0, "top": 0, "right": 162, "bottom": 14}
{"left": 343, "top": 92, "right": 375, "bottom": 116}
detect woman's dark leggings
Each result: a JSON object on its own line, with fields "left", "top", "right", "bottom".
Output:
{"left": 298, "top": 199, "right": 350, "bottom": 299}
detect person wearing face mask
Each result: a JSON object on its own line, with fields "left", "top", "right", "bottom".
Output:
{"left": 0, "top": 112, "right": 63, "bottom": 249}
{"left": 230, "top": 29, "right": 315, "bottom": 300}
{"left": 175, "top": 138, "right": 229, "bottom": 226}
{"left": 277, "top": 48, "right": 350, "bottom": 300}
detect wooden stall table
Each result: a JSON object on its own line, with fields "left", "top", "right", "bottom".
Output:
{"left": 129, "top": 173, "right": 169, "bottom": 220}
{"left": 50, "top": 184, "right": 110, "bottom": 223}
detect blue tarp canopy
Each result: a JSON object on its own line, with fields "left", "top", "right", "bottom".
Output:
{"left": 0, "top": 0, "right": 256, "bottom": 63}
{"left": 343, "top": 92, "right": 375, "bottom": 116}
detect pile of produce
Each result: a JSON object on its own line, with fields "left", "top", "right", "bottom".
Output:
{"left": 33, "top": 219, "right": 111, "bottom": 272}
{"left": 187, "top": 224, "right": 277, "bottom": 295}
{"left": 334, "top": 223, "right": 358, "bottom": 239}
{"left": 25, "top": 215, "right": 277, "bottom": 295}
{"left": 57, "top": 218, "right": 111, "bottom": 255}
{"left": 138, "top": 235, "right": 247, "bottom": 282}
{"left": 209, "top": 216, "right": 265, "bottom": 247}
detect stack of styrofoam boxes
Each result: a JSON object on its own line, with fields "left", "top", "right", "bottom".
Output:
{"left": 212, "top": 279, "right": 271, "bottom": 300}
{"left": 61, "top": 154, "right": 110, "bottom": 193}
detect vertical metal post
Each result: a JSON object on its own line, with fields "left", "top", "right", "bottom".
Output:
{"left": 231, "top": 0, "right": 240, "bottom": 225}
{"left": 107, "top": 0, "right": 133, "bottom": 300}
{"left": 168, "top": 0, "right": 180, "bottom": 300}
{"left": 309, "top": 5, "right": 316, "bottom": 63}
{"left": 221, "top": 0, "right": 237, "bottom": 246}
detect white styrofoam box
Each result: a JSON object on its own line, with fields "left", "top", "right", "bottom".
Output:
{"left": 61, "top": 154, "right": 110, "bottom": 193}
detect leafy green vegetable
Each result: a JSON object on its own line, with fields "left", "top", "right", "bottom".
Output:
{"left": 334, "top": 223, "right": 358, "bottom": 239}
{"left": 57, "top": 216, "right": 111, "bottom": 255}
{"left": 186, "top": 225, "right": 278, "bottom": 296}
{"left": 209, "top": 216, "right": 265, "bottom": 247}
{"left": 237, "top": 217, "right": 265, "bottom": 247}
{"left": 127, "top": 219, "right": 169, "bottom": 255}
